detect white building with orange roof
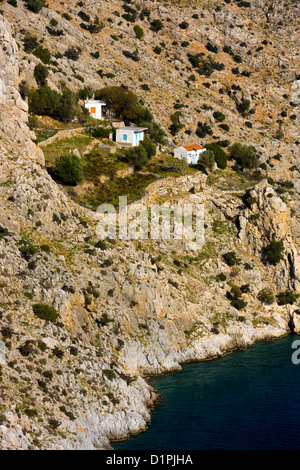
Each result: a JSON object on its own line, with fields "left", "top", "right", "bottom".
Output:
{"left": 174, "top": 144, "right": 205, "bottom": 164}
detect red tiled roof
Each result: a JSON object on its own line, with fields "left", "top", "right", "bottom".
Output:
{"left": 182, "top": 145, "right": 204, "bottom": 151}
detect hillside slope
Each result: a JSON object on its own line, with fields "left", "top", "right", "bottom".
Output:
{"left": 0, "top": 1, "right": 299, "bottom": 450}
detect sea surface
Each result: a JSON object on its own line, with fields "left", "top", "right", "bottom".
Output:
{"left": 113, "top": 334, "right": 300, "bottom": 450}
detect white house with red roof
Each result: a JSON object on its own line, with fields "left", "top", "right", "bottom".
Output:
{"left": 174, "top": 144, "right": 205, "bottom": 164}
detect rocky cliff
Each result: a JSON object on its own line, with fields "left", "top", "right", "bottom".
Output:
{"left": 0, "top": 17, "right": 44, "bottom": 164}
{"left": 0, "top": 1, "right": 299, "bottom": 450}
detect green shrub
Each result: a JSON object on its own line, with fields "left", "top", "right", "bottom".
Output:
{"left": 97, "top": 312, "right": 113, "bottom": 326}
{"left": 223, "top": 251, "right": 239, "bottom": 266}
{"left": 34, "top": 63, "right": 48, "bottom": 86}
{"left": 229, "top": 142, "right": 258, "bottom": 171}
{"left": 231, "top": 298, "right": 247, "bottom": 310}
{"left": 54, "top": 154, "right": 83, "bottom": 185}
{"left": 19, "top": 242, "right": 39, "bottom": 258}
{"left": 237, "top": 99, "right": 251, "bottom": 115}
{"left": 29, "top": 85, "right": 60, "bottom": 117}
{"left": 18, "top": 340, "right": 35, "bottom": 356}
{"left": 213, "top": 111, "right": 226, "bottom": 122}
{"left": 91, "top": 127, "right": 112, "bottom": 139}
{"left": 77, "top": 86, "right": 93, "bottom": 100}
{"left": 123, "top": 145, "right": 149, "bottom": 171}
{"left": 133, "top": 24, "right": 144, "bottom": 39}
{"left": 32, "top": 303, "right": 58, "bottom": 322}
{"left": 231, "top": 284, "right": 243, "bottom": 299}
{"left": 179, "top": 21, "right": 189, "bottom": 29}
{"left": 95, "top": 86, "right": 139, "bottom": 121}
{"left": 24, "top": 408, "right": 38, "bottom": 418}
{"left": 62, "top": 12, "right": 72, "bottom": 20}
{"left": 140, "top": 138, "right": 156, "bottom": 158}
{"left": 153, "top": 46, "right": 162, "bottom": 55}
{"left": 263, "top": 240, "right": 284, "bottom": 265}
{"left": 78, "top": 10, "right": 90, "bottom": 22}
{"left": 206, "top": 42, "right": 218, "bottom": 53}
{"left": 103, "top": 369, "right": 116, "bottom": 380}
{"left": 198, "top": 150, "right": 215, "bottom": 171}
{"left": 258, "top": 287, "right": 275, "bottom": 305}
{"left": 196, "top": 122, "right": 212, "bottom": 138}
{"left": 26, "top": 0, "right": 45, "bottom": 13}
{"left": 55, "top": 87, "right": 79, "bottom": 122}
{"left": 64, "top": 46, "right": 81, "bottom": 61}
{"left": 69, "top": 346, "right": 78, "bottom": 356}
{"left": 277, "top": 291, "right": 299, "bottom": 306}
{"left": 204, "top": 143, "right": 227, "bottom": 169}
{"left": 33, "top": 45, "right": 51, "bottom": 64}
{"left": 150, "top": 19, "right": 164, "bottom": 32}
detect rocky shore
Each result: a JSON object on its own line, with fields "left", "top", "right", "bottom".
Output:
{"left": 0, "top": 2, "right": 299, "bottom": 450}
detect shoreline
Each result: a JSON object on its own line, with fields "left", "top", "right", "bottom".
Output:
{"left": 108, "top": 327, "right": 293, "bottom": 448}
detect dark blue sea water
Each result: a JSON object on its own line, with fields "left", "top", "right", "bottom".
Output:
{"left": 113, "top": 335, "right": 300, "bottom": 450}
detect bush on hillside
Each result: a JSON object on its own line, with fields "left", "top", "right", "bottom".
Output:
{"left": 198, "top": 150, "right": 215, "bottom": 172}
{"left": 196, "top": 122, "right": 213, "bottom": 138}
{"left": 150, "top": 19, "right": 164, "bottom": 32}
{"left": 123, "top": 145, "right": 149, "bottom": 171}
{"left": 204, "top": 143, "right": 227, "bottom": 169}
{"left": 140, "top": 138, "right": 156, "bottom": 158}
{"left": 29, "top": 85, "right": 78, "bottom": 122}
{"left": 277, "top": 291, "right": 299, "bottom": 305}
{"left": 26, "top": 0, "right": 45, "bottom": 13}
{"left": 223, "top": 251, "right": 239, "bottom": 266}
{"left": 33, "top": 45, "right": 51, "bottom": 64}
{"left": 54, "top": 154, "right": 83, "bottom": 185}
{"left": 34, "top": 63, "right": 48, "bottom": 86}
{"left": 258, "top": 287, "right": 275, "bottom": 305}
{"left": 229, "top": 142, "right": 258, "bottom": 171}
{"left": 95, "top": 86, "right": 139, "bottom": 121}
{"left": 32, "top": 303, "right": 58, "bottom": 322}
{"left": 133, "top": 24, "right": 144, "bottom": 39}
{"left": 262, "top": 240, "right": 284, "bottom": 265}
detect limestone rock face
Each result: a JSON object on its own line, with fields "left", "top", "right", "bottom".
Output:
{"left": 0, "top": 17, "right": 44, "bottom": 164}
{"left": 0, "top": 0, "right": 299, "bottom": 451}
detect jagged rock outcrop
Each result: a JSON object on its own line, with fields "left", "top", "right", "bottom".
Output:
{"left": 0, "top": 1, "right": 299, "bottom": 451}
{"left": 0, "top": 16, "right": 44, "bottom": 165}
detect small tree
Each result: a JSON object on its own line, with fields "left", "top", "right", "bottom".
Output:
{"left": 123, "top": 146, "right": 148, "bottom": 171}
{"left": 198, "top": 149, "right": 215, "bottom": 171}
{"left": 258, "top": 287, "right": 275, "bottom": 305}
{"left": 140, "top": 138, "right": 156, "bottom": 158}
{"left": 26, "top": 0, "right": 45, "bottom": 13}
{"left": 223, "top": 251, "right": 239, "bottom": 266}
{"left": 263, "top": 240, "right": 284, "bottom": 265}
{"left": 95, "top": 86, "right": 139, "bottom": 121}
{"left": 55, "top": 87, "right": 78, "bottom": 122}
{"left": 32, "top": 303, "right": 58, "bottom": 322}
{"left": 34, "top": 63, "right": 48, "bottom": 86}
{"left": 229, "top": 142, "right": 258, "bottom": 171}
{"left": 133, "top": 24, "right": 144, "bottom": 39}
{"left": 33, "top": 45, "right": 51, "bottom": 64}
{"left": 204, "top": 143, "right": 227, "bottom": 169}
{"left": 196, "top": 122, "right": 213, "bottom": 138}
{"left": 54, "top": 154, "right": 83, "bottom": 185}
{"left": 150, "top": 19, "right": 164, "bottom": 32}
{"left": 29, "top": 85, "right": 60, "bottom": 116}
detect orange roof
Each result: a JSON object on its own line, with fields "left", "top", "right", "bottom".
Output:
{"left": 182, "top": 145, "right": 204, "bottom": 151}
